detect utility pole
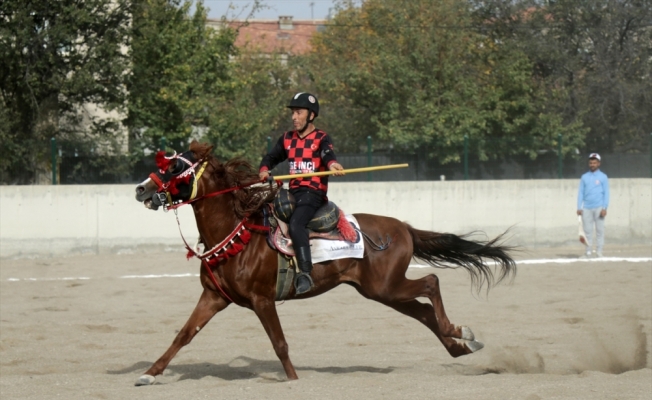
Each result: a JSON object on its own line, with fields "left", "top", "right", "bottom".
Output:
{"left": 310, "top": 2, "right": 314, "bottom": 19}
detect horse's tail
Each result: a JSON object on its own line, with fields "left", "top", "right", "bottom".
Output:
{"left": 406, "top": 224, "right": 517, "bottom": 292}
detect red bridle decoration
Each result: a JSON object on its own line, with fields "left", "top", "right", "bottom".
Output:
{"left": 184, "top": 222, "right": 253, "bottom": 266}
{"left": 155, "top": 150, "right": 174, "bottom": 171}
{"left": 150, "top": 151, "right": 200, "bottom": 195}
{"left": 149, "top": 172, "right": 165, "bottom": 189}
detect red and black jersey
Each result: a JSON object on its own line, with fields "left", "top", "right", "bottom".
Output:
{"left": 260, "top": 129, "right": 338, "bottom": 193}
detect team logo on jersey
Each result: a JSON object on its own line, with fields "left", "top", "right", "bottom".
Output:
{"left": 289, "top": 161, "right": 315, "bottom": 174}
{"left": 310, "top": 144, "right": 318, "bottom": 151}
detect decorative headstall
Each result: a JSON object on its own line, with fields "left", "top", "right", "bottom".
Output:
{"left": 148, "top": 150, "right": 207, "bottom": 210}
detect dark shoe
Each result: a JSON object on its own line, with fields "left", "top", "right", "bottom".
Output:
{"left": 295, "top": 272, "right": 314, "bottom": 295}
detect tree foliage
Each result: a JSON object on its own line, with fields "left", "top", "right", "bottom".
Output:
{"left": 0, "top": 0, "right": 131, "bottom": 183}
{"left": 126, "top": 0, "right": 236, "bottom": 155}
{"left": 205, "top": 48, "right": 297, "bottom": 161}
{"left": 3, "top": 0, "right": 646, "bottom": 183}
{"left": 127, "top": 0, "right": 298, "bottom": 164}
{"left": 473, "top": 0, "right": 652, "bottom": 153}
{"left": 307, "top": 0, "right": 586, "bottom": 162}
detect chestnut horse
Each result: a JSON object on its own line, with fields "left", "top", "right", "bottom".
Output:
{"left": 133, "top": 141, "right": 516, "bottom": 386}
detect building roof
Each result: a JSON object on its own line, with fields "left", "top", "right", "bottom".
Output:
{"left": 207, "top": 16, "right": 326, "bottom": 55}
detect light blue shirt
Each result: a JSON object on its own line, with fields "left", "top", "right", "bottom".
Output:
{"left": 577, "top": 169, "right": 609, "bottom": 210}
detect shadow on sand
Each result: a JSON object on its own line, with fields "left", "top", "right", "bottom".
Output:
{"left": 107, "top": 356, "right": 394, "bottom": 383}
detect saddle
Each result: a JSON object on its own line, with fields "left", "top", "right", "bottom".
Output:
{"left": 266, "top": 188, "right": 358, "bottom": 256}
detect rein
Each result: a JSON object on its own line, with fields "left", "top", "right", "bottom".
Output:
{"left": 166, "top": 183, "right": 249, "bottom": 210}
{"left": 165, "top": 177, "right": 278, "bottom": 211}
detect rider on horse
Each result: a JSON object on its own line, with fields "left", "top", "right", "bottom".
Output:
{"left": 259, "top": 93, "right": 345, "bottom": 295}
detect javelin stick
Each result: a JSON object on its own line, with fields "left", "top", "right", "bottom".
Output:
{"left": 272, "top": 163, "right": 409, "bottom": 181}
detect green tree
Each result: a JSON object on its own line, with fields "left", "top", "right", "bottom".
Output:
{"left": 474, "top": 0, "right": 652, "bottom": 153}
{"left": 127, "top": 0, "right": 301, "bottom": 164}
{"left": 472, "top": 34, "right": 586, "bottom": 160}
{"left": 0, "top": 0, "right": 131, "bottom": 184}
{"left": 308, "top": 0, "right": 586, "bottom": 162}
{"left": 205, "top": 47, "right": 298, "bottom": 162}
{"left": 126, "top": 0, "right": 237, "bottom": 155}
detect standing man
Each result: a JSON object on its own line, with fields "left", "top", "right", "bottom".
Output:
{"left": 577, "top": 153, "right": 610, "bottom": 258}
{"left": 259, "top": 92, "right": 344, "bottom": 294}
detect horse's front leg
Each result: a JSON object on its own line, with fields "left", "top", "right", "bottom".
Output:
{"left": 252, "top": 298, "right": 298, "bottom": 380}
{"left": 135, "top": 288, "right": 229, "bottom": 386}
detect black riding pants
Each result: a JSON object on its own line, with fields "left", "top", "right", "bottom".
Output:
{"left": 288, "top": 188, "right": 325, "bottom": 251}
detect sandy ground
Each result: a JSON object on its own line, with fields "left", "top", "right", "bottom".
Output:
{"left": 1, "top": 245, "right": 651, "bottom": 399}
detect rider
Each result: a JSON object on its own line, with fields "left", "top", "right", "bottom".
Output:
{"left": 259, "top": 92, "right": 344, "bottom": 295}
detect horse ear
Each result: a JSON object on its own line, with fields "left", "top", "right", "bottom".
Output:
{"left": 189, "top": 141, "right": 214, "bottom": 159}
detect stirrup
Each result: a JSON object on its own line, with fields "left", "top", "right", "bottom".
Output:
{"left": 294, "top": 272, "right": 314, "bottom": 295}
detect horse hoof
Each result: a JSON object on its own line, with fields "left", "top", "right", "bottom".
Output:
{"left": 460, "top": 326, "right": 475, "bottom": 341}
{"left": 466, "top": 340, "right": 484, "bottom": 353}
{"left": 135, "top": 374, "right": 156, "bottom": 386}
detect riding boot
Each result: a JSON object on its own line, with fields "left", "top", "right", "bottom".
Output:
{"left": 294, "top": 246, "right": 314, "bottom": 295}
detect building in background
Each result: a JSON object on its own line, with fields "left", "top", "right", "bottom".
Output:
{"left": 207, "top": 16, "right": 326, "bottom": 57}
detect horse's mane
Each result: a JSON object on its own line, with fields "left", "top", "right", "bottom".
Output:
{"left": 190, "top": 141, "right": 278, "bottom": 219}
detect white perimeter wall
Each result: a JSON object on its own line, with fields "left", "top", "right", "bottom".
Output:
{"left": 1, "top": 179, "right": 650, "bottom": 259}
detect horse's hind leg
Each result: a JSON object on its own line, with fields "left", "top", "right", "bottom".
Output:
{"left": 135, "top": 289, "right": 228, "bottom": 386}
{"left": 386, "top": 299, "right": 482, "bottom": 357}
{"left": 358, "top": 274, "right": 482, "bottom": 357}
{"left": 252, "top": 299, "right": 298, "bottom": 380}
{"left": 408, "top": 275, "right": 476, "bottom": 337}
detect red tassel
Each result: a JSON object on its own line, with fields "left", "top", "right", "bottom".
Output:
{"left": 155, "top": 151, "right": 171, "bottom": 171}
{"left": 226, "top": 242, "right": 243, "bottom": 256}
{"left": 186, "top": 248, "right": 195, "bottom": 260}
{"left": 337, "top": 210, "right": 357, "bottom": 242}
{"left": 168, "top": 181, "right": 179, "bottom": 195}
{"left": 240, "top": 229, "right": 251, "bottom": 244}
{"left": 167, "top": 174, "right": 192, "bottom": 195}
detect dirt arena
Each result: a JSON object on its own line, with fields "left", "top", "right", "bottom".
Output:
{"left": 1, "top": 245, "right": 650, "bottom": 399}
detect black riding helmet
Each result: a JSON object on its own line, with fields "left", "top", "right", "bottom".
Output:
{"left": 287, "top": 92, "right": 319, "bottom": 122}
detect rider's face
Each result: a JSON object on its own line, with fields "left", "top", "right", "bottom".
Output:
{"left": 291, "top": 108, "right": 311, "bottom": 130}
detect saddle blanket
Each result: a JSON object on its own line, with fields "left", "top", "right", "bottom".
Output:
{"left": 311, "top": 215, "right": 364, "bottom": 263}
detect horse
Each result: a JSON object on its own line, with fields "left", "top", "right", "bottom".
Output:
{"left": 133, "top": 141, "right": 516, "bottom": 386}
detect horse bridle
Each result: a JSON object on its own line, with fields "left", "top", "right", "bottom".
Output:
{"left": 148, "top": 150, "right": 207, "bottom": 210}
{"left": 148, "top": 150, "right": 279, "bottom": 212}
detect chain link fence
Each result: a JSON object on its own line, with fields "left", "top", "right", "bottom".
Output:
{"left": 49, "top": 135, "right": 652, "bottom": 184}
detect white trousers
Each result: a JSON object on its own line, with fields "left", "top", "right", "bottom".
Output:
{"left": 583, "top": 207, "right": 605, "bottom": 252}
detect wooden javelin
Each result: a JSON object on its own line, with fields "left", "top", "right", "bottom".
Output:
{"left": 272, "top": 163, "right": 409, "bottom": 180}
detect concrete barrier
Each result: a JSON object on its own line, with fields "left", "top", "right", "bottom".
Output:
{"left": 1, "top": 179, "right": 650, "bottom": 259}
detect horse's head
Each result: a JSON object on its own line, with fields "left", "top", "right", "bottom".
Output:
{"left": 136, "top": 141, "right": 277, "bottom": 218}
{"left": 135, "top": 141, "right": 213, "bottom": 210}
